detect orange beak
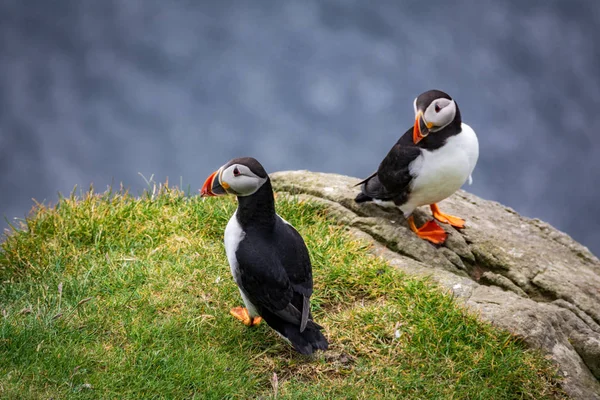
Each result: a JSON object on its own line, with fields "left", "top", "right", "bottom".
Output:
{"left": 413, "top": 111, "right": 432, "bottom": 144}
{"left": 200, "top": 170, "right": 224, "bottom": 197}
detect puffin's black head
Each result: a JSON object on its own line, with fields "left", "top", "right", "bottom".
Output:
{"left": 412, "top": 90, "right": 461, "bottom": 144}
{"left": 200, "top": 157, "right": 269, "bottom": 198}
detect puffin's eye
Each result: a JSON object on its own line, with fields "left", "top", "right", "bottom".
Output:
{"left": 233, "top": 167, "right": 240, "bottom": 177}
{"left": 434, "top": 104, "right": 441, "bottom": 113}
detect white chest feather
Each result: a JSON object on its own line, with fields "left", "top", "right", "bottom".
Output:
{"left": 223, "top": 211, "right": 259, "bottom": 317}
{"left": 403, "top": 123, "right": 479, "bottom": 214}
{"left": 224, "top": 211, "right": 245, "bottom": 285}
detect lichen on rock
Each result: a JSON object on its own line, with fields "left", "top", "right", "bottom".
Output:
{"left": 271, "top": 170, "right": 600, "bottom": 400}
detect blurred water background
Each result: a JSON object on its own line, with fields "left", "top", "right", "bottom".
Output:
{"left": 1, "top": 0, "right": 599, "bottom": 254}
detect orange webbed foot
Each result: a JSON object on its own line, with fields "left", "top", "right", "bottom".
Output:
{"left": 230, "top": 307, "right": 262, "bottom": 327}
{"left": 408, "top": 216, "right": 448, "bottom": 244}
{"left": 430, "top": 203, "right": 465, "bottom": 229}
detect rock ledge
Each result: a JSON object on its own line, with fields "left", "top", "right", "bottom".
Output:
{"left": 271, "top": 170, "right": 600, "bottom": 400}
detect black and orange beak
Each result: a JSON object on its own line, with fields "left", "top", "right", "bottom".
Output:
{"left": 200, "top": 169, "right": 228, "bottom": 197}
{"left": 413, "top": 111, "right": 433, "bottom": 144}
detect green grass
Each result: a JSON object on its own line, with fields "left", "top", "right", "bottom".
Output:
{"left": 0, "top": 183, "right": 564, "bottom": 399}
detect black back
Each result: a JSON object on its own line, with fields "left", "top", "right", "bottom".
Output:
{"left": 233, "top": 174, "right": 327, "bottom": 354}
{"left": 236, "top": 216, "right": 312, "bottom": 308}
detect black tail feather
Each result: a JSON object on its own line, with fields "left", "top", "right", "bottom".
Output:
{"left": 354, "top": 171, "right": 377, "bottom": 203}
{"left": 354, "top": 171, "right": 377, "bottom": 187}
{"left": 263, "top": 310, "right": 328, "bottom": 355}
{"left": 283, "top": 321, "right": 328, "bottom": 355}
{"left": 354, "top": 171, "right": 394, "bottom": 203}
{"left": 354, "top": 192, "right": 373, "bottom": 203}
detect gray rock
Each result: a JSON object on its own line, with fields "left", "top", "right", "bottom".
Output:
{"left": 271, "top": 170, "right": 600, "bottom": 400}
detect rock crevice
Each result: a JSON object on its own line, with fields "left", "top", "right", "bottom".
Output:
{"left": 271, "top": 170, "right": 600, "bottom": 400}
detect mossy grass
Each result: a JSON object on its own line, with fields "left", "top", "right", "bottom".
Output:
{"left": 0, "top": 183, "right": 564, "bottom": 399}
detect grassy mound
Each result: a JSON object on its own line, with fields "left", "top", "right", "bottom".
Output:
{"left": 0, "top": 184, "right": 564, "bottom": 399}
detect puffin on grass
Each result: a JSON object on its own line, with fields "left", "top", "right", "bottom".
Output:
{"left": 355, "top": 90, "right": 479, "bottom": 244}
{"left": 200, "top": 157, "right": 328, "bottom": 355}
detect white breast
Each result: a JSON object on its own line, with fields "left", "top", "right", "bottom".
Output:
{"left": 401, "top": 123, "right": 479, "bottom": 215}
{"left": 224, "top": 211, "right": 259, "bottom": 317}
{"left": 224, "top": 211, "right": 245, "bottom": 284}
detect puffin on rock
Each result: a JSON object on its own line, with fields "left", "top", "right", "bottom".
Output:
{"left": 355, "top": 90, "right": 479, "bottom": 244}
{"left": 200, "top": 157, "right": 328, "bottom": 355}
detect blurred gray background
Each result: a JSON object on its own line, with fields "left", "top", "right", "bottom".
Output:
{"left": 1, "top": 0, "right": 599, "bottom": 255}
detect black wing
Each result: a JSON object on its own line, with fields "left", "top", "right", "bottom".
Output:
{"left": 273, "top": 218, "right": 313, "bottom": 297}
{"left": 358, "top": 127, "right": 421, "bottom": 204}
{"left": 236, "top": 220, "right": 313, "bottom": 331}
{"left": 275, "top": 218, "right": 314, "bottom": 331}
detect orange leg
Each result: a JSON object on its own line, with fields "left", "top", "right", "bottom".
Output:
{"left": 230, "top": 306, "right": 262, "bottom": 327}
{"left": 430, "top": 203, "right": 465, "bottom": 229}
{"left": 408, "top": 215, "right": 447, "bottom": 244}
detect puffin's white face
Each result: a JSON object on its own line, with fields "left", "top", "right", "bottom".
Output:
{"left": 421, "top": 98, "right": 456, "bottom": 132}
{"left": 200, "top": 160, "right": 268, "bottom": 198}
{"left": 218, "top": 163, "right": 267, "bottom": 197}
{"left": 412, "top": 90, "right": 458, "bottom": 144}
